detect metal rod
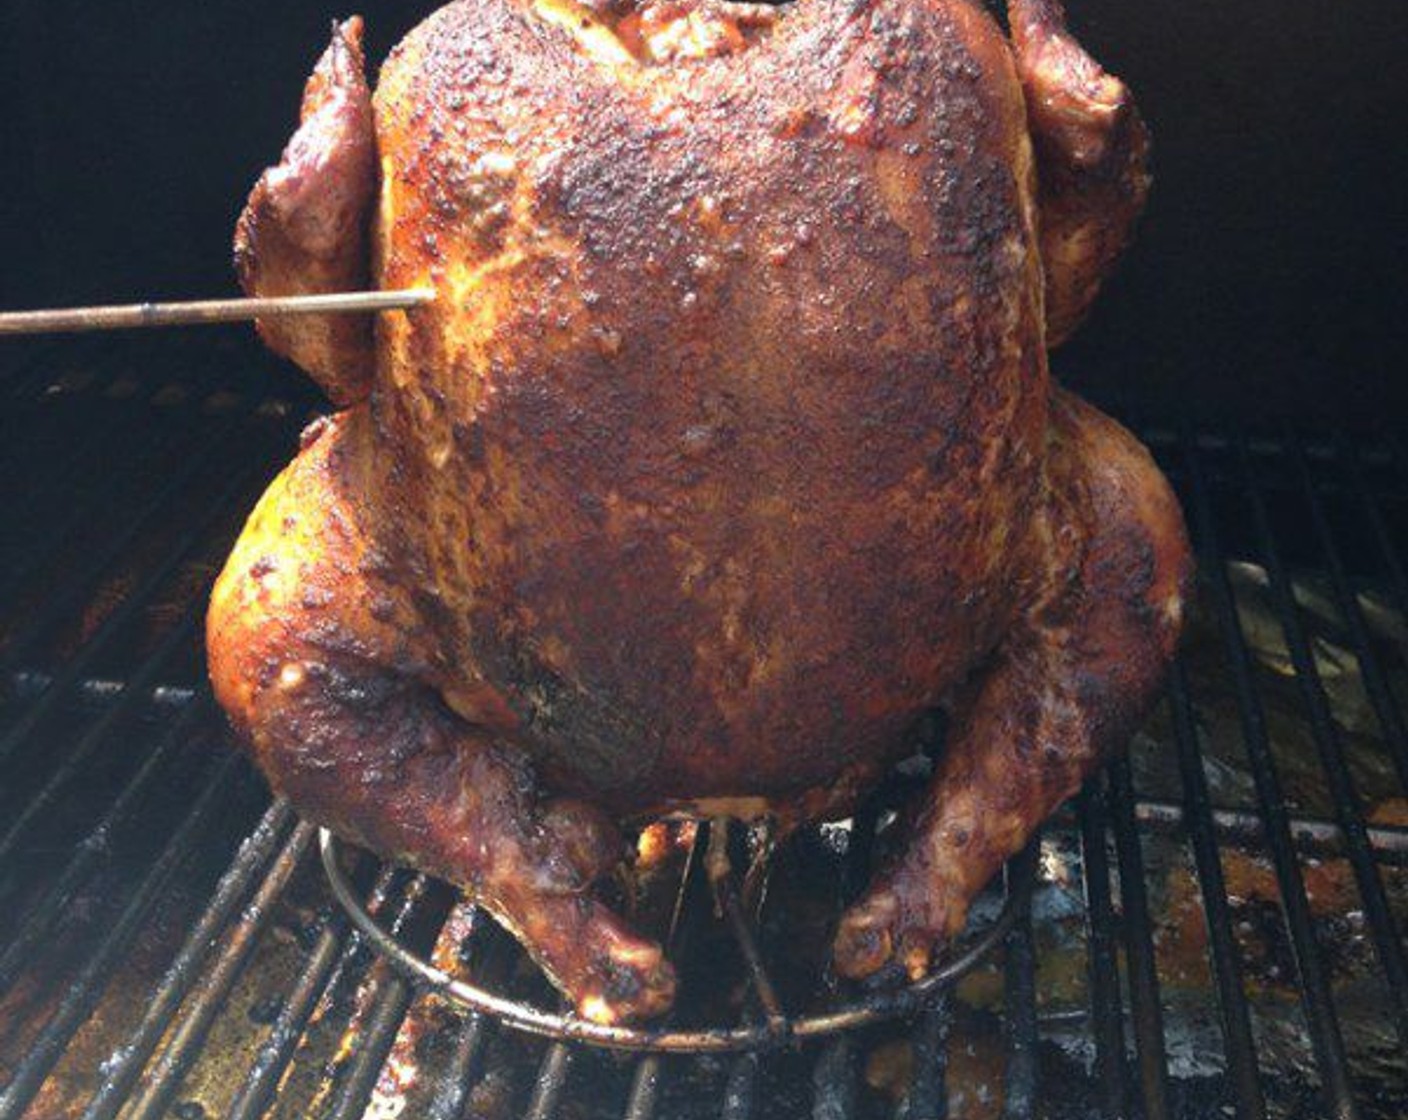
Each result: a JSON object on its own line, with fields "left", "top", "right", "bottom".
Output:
{"left": 1126, "top": 798, "right": 1408, "bottom": 862}
{"left": 427, "top": 1012, "right": 494, "bottom": 1120}
{"left": 708, "top": 822, "right": 787, "bottom": 1031}
{"left": 0, "top": 693, "right": 214, "bottom": 987}
{"left": 1166, "top": 665, "right": 1268, "bottom": 1120}
{"left": 1181, "top": 426, "right": 1361, "bottom": 1120}
{"left": 0, "top": 751, "right": 254, "bottom": 1120}
{"left": 78, "top": 799, "right": 297, "bottom": 1120}
{"left": 0, "top": 289, "right": 436, "bottom": 336}
{"left": 524, "top": 1044, "right": 575, "bottom": 1120}
{"left": 0, "top": 443, "right": 263, "bottom": 779}
{"left": 1236, "top": 434, "right": 1408, "bottom": 1049}
{"left": 0, "top": 608, "right": 204, "bottom": 878}
{"left": 1076, "top": 781, "right": 1129, "bottom": 1119}
{"left": 121, "top": 823, "right": 318, "bottom": 1120}
{"left": 1001, "top": 843, "right": 1040, "bottom": 1120}
{"left": 1293, "top": 433, "right": 1408, "bottom": 793}
{"left": 623, "top": 1058, "right": 665, "bottom": 1120}
{"left": 325, "top": 977, "right": 419, "bottom": 1120}
{"left": 0, "top": 419, "right": 242, "bottom": 684}
{"left": 6, "top": 670, "right": 197, "bottom": 709}
{"left": 426, "top": 922, "right": 512, "bottom": 1120}
{"left": 225, "top": 863, "right": 399, "bottom": 1120}
{"left": 811, "top": 1037, "right": 859, "bottom": 1120}
{"left": 225, "top": 910, "right": 357, "bottom": 1120}
{"left": 324, "top": 873, "right": 444, "bottom": 1120}
{"left": 720, "top": 822, "right": 783, "bottom": 1120}
{"left": 900, "top": 992, "right": 951, "bottom": 1120}
{"left": 721, "top": 1053, "right": 761, "bottom": 1120}
{"left": 1106, "top": 755, "right": 1171, "bottom": 1120}
{"left": 810, "top": 803, "right": 877, "bottom": 1120}
{"left": 622, "top": 819, "right": 711, "bottom": 1120}
{"left": 1342, "top": 435, "right": 1408, "bottom": 631}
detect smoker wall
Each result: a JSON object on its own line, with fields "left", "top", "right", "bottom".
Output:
{"left": 3, "top": 0, "right": 1406, "bottom": 427}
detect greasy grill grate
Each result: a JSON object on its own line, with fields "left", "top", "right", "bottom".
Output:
{"left": 0, "top": 337, "right": 1406, "bottom": 1120}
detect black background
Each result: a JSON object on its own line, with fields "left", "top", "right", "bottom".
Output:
{"left": 3, "top": 0, "right": 1406, "bottom": 429}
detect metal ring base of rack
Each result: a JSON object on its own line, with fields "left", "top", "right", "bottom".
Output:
{"left": 320, "top": 827, "right": 1037, "bottom": 1054}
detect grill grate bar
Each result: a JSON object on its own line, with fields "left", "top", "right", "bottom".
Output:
{"left": 899, "top": 991, "right": 950, "bottom": 1119}
{"left": 0, "top": 345, "right": 224, "bottom": 605}
{"left": 622, "top": 1055, "right": 664, "bottom": 1120}
{"left": 223, "top": 862, "right": 399, "bottom": 1120}
{"left": 1345, "top": 436, "right": 1408, "bottom": 621}
{"left": 524, "top": 1043, "right": 574, "bottom": 1120}
{"left": 0, "top": 749, "right": 249, "bottom": 1120}
{"left": 1235, "top": 436, "right": 1408, "bottom": 1047}
{"left": 1076, "top": 782, "right": 1130, "bottom": 1118}
{"left": 721, "top": 1051, "right": 761, "bottom": 1120}
{"left": 426, "top": 1013, "right": 494, "bottom": 1120}
{"left": 0, "top": 607, "right": 204, "bottom": 872}
{"left": 1126, "top": 797, "right": 1408, "bottom": 862}
{"left": 0, "top": 420, "right": 243, "bottom": 682}
{"left": 1181, "top": 429, "right": 1361, "bottom": 1120}
{"left": 811, "top": 1037, "right": 859, "bottom": 1120}
{"left": 76, "top": 798, "right": 297, "bottom": 1120}
{"left": 1106, "top": 753, "right": 1172, "bottom": 1120}
{"left": 0, "top": 689, "right": 215, "bottom": 987}
{"left": 424, "top": 925, "right": 512, "bottom": 1120}
{"left": 119, "top": 822, "right": 318, "bottom": 1120}
{"left": 0, "top": 440, "right": 267, "bottom": 793}
{"left": 720, "top": 981, "right": 772, "bottom": 1120}
{"left": 1293, "top": 436, "right": 1408, "bottom": 790}
{"left": 6, "top": 670, "right": 198, "bottom": 709}
{"left": 324, "top": 873, "right": 435, "bottom": 1120}
{"left": 810, "top": 806, "right": 877, "bottom": 1120}
{"left": 1166, "top": 662, "right": 1267, "bottom": 1120}
{"left": 1000, "top": 844, "right": 1040, "bottom": 1120}
{"left": 325, "top": 978, "right": 418, "bottom": 1120}
{"left": 619, "top": 821, "right": 712, "bottom": 1120}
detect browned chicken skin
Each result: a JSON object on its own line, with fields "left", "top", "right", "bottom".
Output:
{"left": 209, "top": 0, "right": 1190, "bottom": 1021}
{"left": 234, "top": 18, "right": 378, "bottom": 403}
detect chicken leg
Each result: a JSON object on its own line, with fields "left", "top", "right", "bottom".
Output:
{"left": 207, "top": 411, "right": 677, "bottom": 1023}
{"left": 834, "top": 392, "right": 1190, "bottom": 981}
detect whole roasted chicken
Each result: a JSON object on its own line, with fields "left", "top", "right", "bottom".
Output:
{"left": 209, "top": 0, "right": 1191, "bottom": 1022}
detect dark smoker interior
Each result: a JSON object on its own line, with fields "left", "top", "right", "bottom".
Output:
{"left": 4, "top": 0, "right": 1408, "bottom": 426}
{"left": 1, "top": 2, "right": 1407, "bottom": 1119}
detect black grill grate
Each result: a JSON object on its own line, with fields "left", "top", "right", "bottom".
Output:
{"left": 1, "top": 337, "right": 1407, "bottom": 1120}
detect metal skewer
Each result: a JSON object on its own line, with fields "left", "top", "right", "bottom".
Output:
{"left": 0, "top": 289, "right": 436, "bottom": 337}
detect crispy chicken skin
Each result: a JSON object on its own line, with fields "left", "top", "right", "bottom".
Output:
{"left": 210, "top": 0, "right": 1189, "bottom": 1020}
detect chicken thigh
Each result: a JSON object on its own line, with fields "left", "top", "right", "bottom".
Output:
{"left": 209, "top": 0, "right": 1190, "bottom": 1022}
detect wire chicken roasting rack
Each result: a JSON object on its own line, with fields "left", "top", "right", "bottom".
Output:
{"left": 320, "top": 821, "right": 1038, "bottom": 1054}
